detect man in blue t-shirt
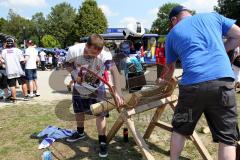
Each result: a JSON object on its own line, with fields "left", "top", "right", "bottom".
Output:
{"left": 158, "top": 5, "right": 240, "bottom": 160}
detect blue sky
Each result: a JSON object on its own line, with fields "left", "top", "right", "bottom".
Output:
{"left": 0, "top": 0, "right": 218, "bottom": 29}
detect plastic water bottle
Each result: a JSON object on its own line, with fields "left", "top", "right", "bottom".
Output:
{"left": 123, "top": 128, "right": 129, "bottom": 142}
{"left": 42, "top": 150, "right": 52, "bottom": 160}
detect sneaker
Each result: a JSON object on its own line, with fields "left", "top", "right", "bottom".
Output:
{"left": 99, "top": 142, "right": 108, "bottom": 158}
{"left": 23, "top": 96, "right": 30, "bottom": 101}
{"left": 28, "top": 94, "right": 35, "bottom": 98}
{"left": 67, "top": 85, "right": 71, "bottom": 92}
{"left": 5, "top": 95, "right": 12, "bottom": 101}
{"left": 66, "top": 132, "right": 85, "bottom": 142}
{"left": 9, "top": 97, "right": 16, "bottom": 103}
{"left": 35, "top": 93, "right": 40, "bottom": 97}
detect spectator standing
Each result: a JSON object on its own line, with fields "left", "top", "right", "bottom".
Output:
{"left": 39, "top": 49, "right": 47, "bottom": 71}
{"left": 155, "top": 42, "right": 166, "bottom": 78}
{"left": 25, "top": 40, "right": 40, "bottom": 97}
{"left": 0, "top": 38, "right": 29, "bottom": 102}
{"left": 0, "top": 53, "right": 9, "bottom": 100}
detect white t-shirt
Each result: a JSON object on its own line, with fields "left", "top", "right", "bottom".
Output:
{"left": 25, "top": 46, "right": 39, "bottom": 69}
{"left": 66, "top": 43, "right": 113, "bottom": 95}
{"left": 48, "top": 57, "right": 53, "bottom": 64}
{"left": 1, "top": 48, "right": 25, "bottom": 79}
{"left": 39, "top": 51, "right": 46, "bottom": 62}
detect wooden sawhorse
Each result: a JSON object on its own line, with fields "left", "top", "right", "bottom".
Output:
{"left": 107, "top": 95, "right": 178, "bottom": 160}
{"left": 88, "top": 72, "right": 213, "bottom": 160}
{"left": 105, "top": 82, "right": 213, "bottom": 160}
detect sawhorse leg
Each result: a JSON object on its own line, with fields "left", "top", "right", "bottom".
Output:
{"left": 107, "top": 110, "right": 155, "bottom": 160}
{"left": 143, "top": 103, "right": 213, "bottom": 160}
{"left": 107, "top": 114, "right": 124, "bottom": 144}
{"left": 143, "top": 104, "right": 167, "bottom": 139}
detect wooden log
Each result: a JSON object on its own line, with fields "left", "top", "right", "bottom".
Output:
{"left": 90, "top": 79, "right": 177, "bottom": 116}
{"left": 90, "top": 92, "right": 140, "bottom": 115}
{"left": 126, "top": 95, "right": 177, "bottom": 116}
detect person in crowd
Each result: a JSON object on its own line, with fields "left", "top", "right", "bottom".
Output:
{"left": 24, "top": 40, "right": 40, "bottom": 97}
{"left": 39, "top": 49, "right": 47, "bottom": 71}
{"left": 47, "top": 54, "right": 53, "bottom": 70}
{"left": 158, "top": 5, "right": 240, "bottom": 160}
{"left": 228, "top": 47, "right": 240, "bottom": 90}
{"left": 0, "top": 38, "right": 29, "bottom": 102}
{"left": 119, "top": 40, "right": 145, "bottom": 93}
{"left": 155, "top": 42, "right": 166, "bottom": 78}
{"left": 0, "top": 50, "right": 9, "bottom": 100}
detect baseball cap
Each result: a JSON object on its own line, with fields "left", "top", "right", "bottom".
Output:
{"left": 6, "top": 37, "right": 14, "bottom": 47}
{"left": 169, "top": 5, "right": 189, "bottom": 20}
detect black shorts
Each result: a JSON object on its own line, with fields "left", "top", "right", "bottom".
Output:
{"left": 0, "top": 70, "right": 8, "bottom": 89}
{"left": 7, "top": 77, "right": 26, "bottom": 87}
{"left": 172, "top": 78, "right": 240, "bottom": 146}
{"left": 72, "top": 95, "right": 109, "bottom": 117}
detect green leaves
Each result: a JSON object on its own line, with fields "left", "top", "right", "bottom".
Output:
{"left": 74, "top": 0, "right": 108, "bottom": 38}
{"left": 150, "top": 3, "right": 180, "bottom": 35}
{"left": 47, "top": 2, "right": 76, "bottom": 48}
{"left": 1, "top": 0, "right": 108, "bottom": 48}
{"left": 150, "top": 3, "right": 195, "bottom": 35}
{"left": 2, "top": 9, "right": 33, "bottom": 45}
{"left": 41, "top": 35, "right": 60, "bottom": 48}
{"left": 215, "top": 0, "right": 240, "bottom": 25}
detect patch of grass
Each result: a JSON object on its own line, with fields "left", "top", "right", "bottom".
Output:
{"left": 0, "top": 95, "right": 240, "bottom": 160}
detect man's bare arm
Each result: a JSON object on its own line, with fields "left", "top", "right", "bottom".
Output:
{"left": 109, "top": 64, "right": 125, "bottom": 106}
{"left": 110, "top": 64, "right": 123, "bottom": 96}
{"left": 156, "top": 62, "right": 176, "bottom": 85}
{"left": 160, "top": 62, "right": 176, "bottom": 81}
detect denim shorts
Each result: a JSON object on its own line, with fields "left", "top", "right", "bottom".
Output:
{"left": 25, "top": 69, "right": 37, "bottom": 80}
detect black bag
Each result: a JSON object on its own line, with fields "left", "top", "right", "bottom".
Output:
{"left": 228, "top": 49, "right": 240, "bottom": 67}
{"left": 234, "top": 56, "right": 240, "bottom": 68}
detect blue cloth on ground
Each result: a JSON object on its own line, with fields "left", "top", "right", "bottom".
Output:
{"left": 37, "top": 125, "right": 75, "bottom": 149}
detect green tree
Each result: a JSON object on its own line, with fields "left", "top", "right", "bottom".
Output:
{"left": 74, "top": 0, "right": 108, "bottom": 38}
{"left": 31, "top": 12, "right": 47, "bottom": 46}
{"left": 215, "top": 0, "right": 240, "bottom": 25}
{"left": 150, "top": 3, "right": 195, "bottom": 35}
{"left": 2, "top": 9, "right": 34, "bottom": 45}
{"left": 47, "top": 2, "right": 76, "bottom": 48}
{"left": 41, "top": 35, "right": 61, "bottom": 48}
{"left": 0, "top": 18, "right": 7, "bottom": 32}
{"left": 150, "top": 3, "right": 180, "bottom": 35}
